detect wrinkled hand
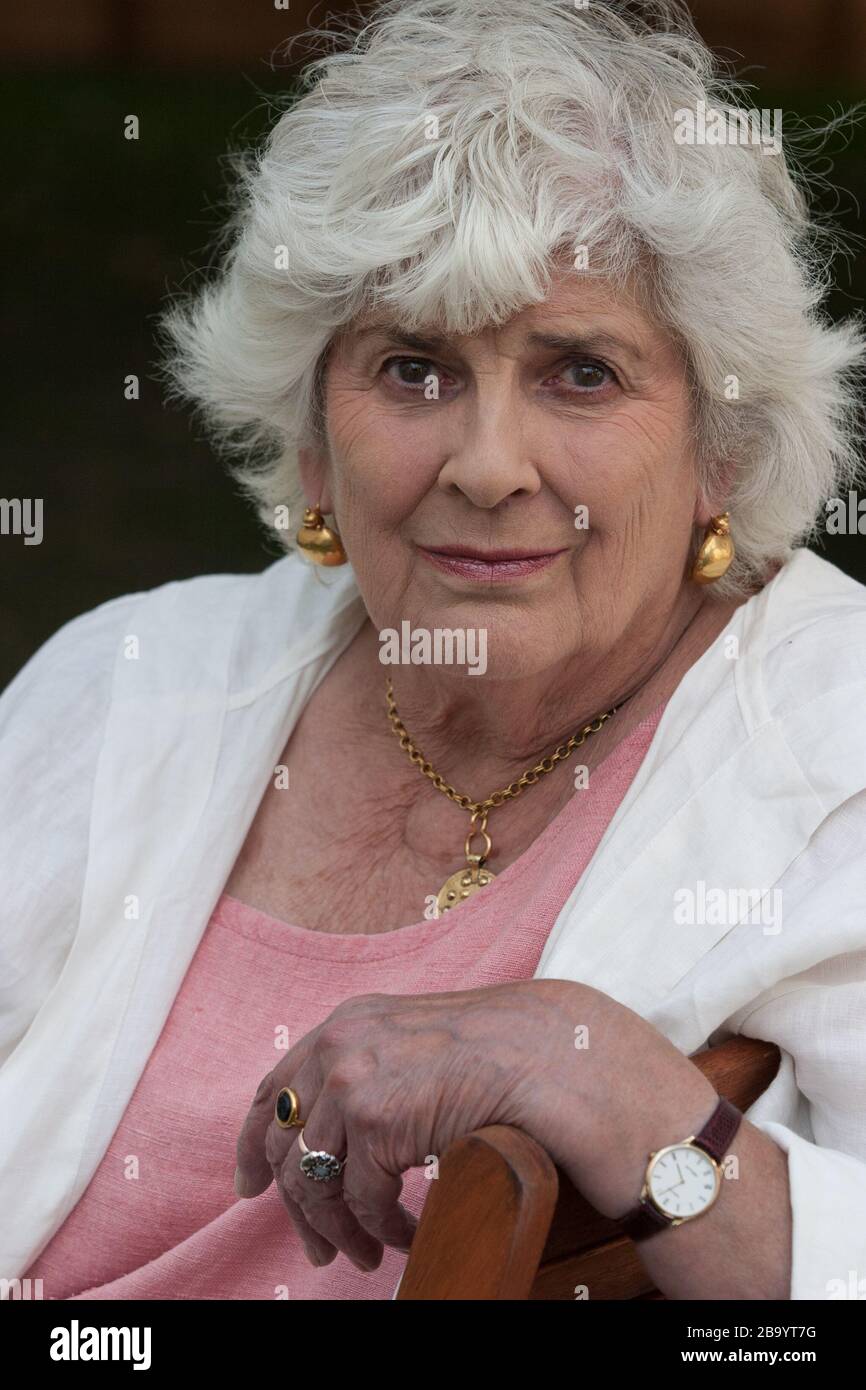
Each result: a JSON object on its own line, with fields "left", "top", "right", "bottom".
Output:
{"left": 234, "top": 979, "right": 573, "bottom": 1272}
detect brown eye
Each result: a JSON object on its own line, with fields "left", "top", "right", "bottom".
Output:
{"left": 564, "top": 360, "right": 613, "bottom": 390}
{"left": 384, "top": 356, "right": 439, "bottom": 387}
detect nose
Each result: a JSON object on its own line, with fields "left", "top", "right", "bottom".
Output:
{"left": 437, "top": 387, "right": 541, "bottom": 509}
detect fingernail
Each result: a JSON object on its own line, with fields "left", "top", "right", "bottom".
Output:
{"left": 234, "top": 1166, "right": 253, "bottom": 1197}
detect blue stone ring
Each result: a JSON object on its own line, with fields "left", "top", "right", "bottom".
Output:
{"left": 275, "top": 1087, "right": 303, "bottom": 1129}
{"left": 297, "top": 1128, "right": 347, "bottom": 1182}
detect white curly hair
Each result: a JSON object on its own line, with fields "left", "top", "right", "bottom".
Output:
{"left": 160, "top": 0, "right": 866, "bottom": 598}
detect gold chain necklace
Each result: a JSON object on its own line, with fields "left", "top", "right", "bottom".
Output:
{"left": 384, "top": 676, "right": 620, "bottom": 916}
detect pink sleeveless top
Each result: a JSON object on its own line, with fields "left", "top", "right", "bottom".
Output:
{"left": 26, "top": 705, "right": 665, "bottom": 1300}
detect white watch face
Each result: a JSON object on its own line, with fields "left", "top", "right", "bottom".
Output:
{"left": 647, "top": 1143, "right": 719, "bottom": 1220}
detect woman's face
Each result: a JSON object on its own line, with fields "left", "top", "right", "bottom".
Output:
{"left": 301, "top": 268, "right": 721, "bottom": 681}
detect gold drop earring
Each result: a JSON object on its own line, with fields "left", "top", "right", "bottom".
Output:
{"left": 691, "top": 512, "right": 734, "bottom": 584}
{"left": 295, "top": 504, "right": 347, "bottom": 566}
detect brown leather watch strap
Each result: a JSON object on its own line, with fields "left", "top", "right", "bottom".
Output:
{"left": 622, "top": 1199, "right": 672, "bottom": 1242}
{"left": 619, "top": 1095, "right": 743, "bottom": 1243}
{"left": 693, "top": 1095, "right": 741, "bottom": 1163}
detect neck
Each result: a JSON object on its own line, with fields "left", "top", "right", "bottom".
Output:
{"left": 351, "top": 585, "right": 751, "bottom": 797}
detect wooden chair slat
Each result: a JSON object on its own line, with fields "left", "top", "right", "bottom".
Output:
{"left": 530, "top": 1237, "right": 655, "bottom": 1301}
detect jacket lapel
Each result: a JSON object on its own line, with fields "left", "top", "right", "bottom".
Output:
{"left": 0, "top": 558, "right": 366, "bottom": 1277}
{"left": 70, "top": 559, "right": 368, "bottom": 1213}
{"left": 534, "top": 550, "right": 866, "bottom": 1033}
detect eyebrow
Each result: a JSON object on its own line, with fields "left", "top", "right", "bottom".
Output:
{"left": 351, "top": 326, "right": 451, "bottom": 352}
{"left": 526, "top": 330, "right": 644, "bottom": 362}
{"left": 350, "top": 325, "right": 644, "bottom": 361}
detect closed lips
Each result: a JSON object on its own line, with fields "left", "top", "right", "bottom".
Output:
{"left": 417, "top": 545, "right": 568, "bottom": 580}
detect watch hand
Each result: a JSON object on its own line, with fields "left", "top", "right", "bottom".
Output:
{"left": 657, "top": 1180, "right": 684, "bottom": 1196}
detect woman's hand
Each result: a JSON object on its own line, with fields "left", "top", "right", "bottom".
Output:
{"left": 234, "top": 978, "right": 716, "bottom": 1272}
{"left": 234, "top": 979, "right": 572, "bottom": 1270}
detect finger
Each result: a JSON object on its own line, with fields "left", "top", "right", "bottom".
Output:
{"left": 263, "top": 1109, "right": 340, "bottom": 1263}
{"left": 274, "top": 1175, "right": 339, "bottom": 1267}
{"left": 263, "top": 1059, "right": 374, "bottom": 1268}
{"left": 263, "top": 1078, "right": 317, "bottom": 1177}
{"left": 235, "top": 1033, "right": 321, "bottom": 1197}
{"left": 279, "top": 1102, "right": 384, "bottom": 1272}
{"left": 341, "top": 1117, "right": 419, "bottom": 1253}
{"left": 282, "top": 1153, "right": 382, "bottom": 1273}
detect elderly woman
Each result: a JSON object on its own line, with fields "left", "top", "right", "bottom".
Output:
{"left": 2, "top": 0, "right": 866, "bottom": 1304}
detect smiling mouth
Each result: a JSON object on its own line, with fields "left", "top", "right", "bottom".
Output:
{"left": 416, "top": 544, "right": 568, "bottom": 581}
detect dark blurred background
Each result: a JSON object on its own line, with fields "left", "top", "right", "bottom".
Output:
{"left": 1, "top": 0, "right": 865, "bottom": 689}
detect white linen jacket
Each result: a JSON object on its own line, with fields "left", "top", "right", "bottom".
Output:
{"left": 2, "top": 546, "right": 866, "bottom": 1301}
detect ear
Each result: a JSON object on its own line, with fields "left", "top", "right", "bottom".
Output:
{"left": 298, "top": 445, "right": 335, "bottom": 515}
{"left": 693, "top": 458, "right": 737, "bottom": 527}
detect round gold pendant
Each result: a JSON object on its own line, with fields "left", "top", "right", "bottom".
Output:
{"left": 436, "top": 865, "right": 496, "bottom": 915}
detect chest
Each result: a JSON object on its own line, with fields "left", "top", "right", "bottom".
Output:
{"left": 220, "top": 639, "right": 621, "bottom": 934}
{"left": 222, "top": 748, "right": 495, "bottom": 933}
